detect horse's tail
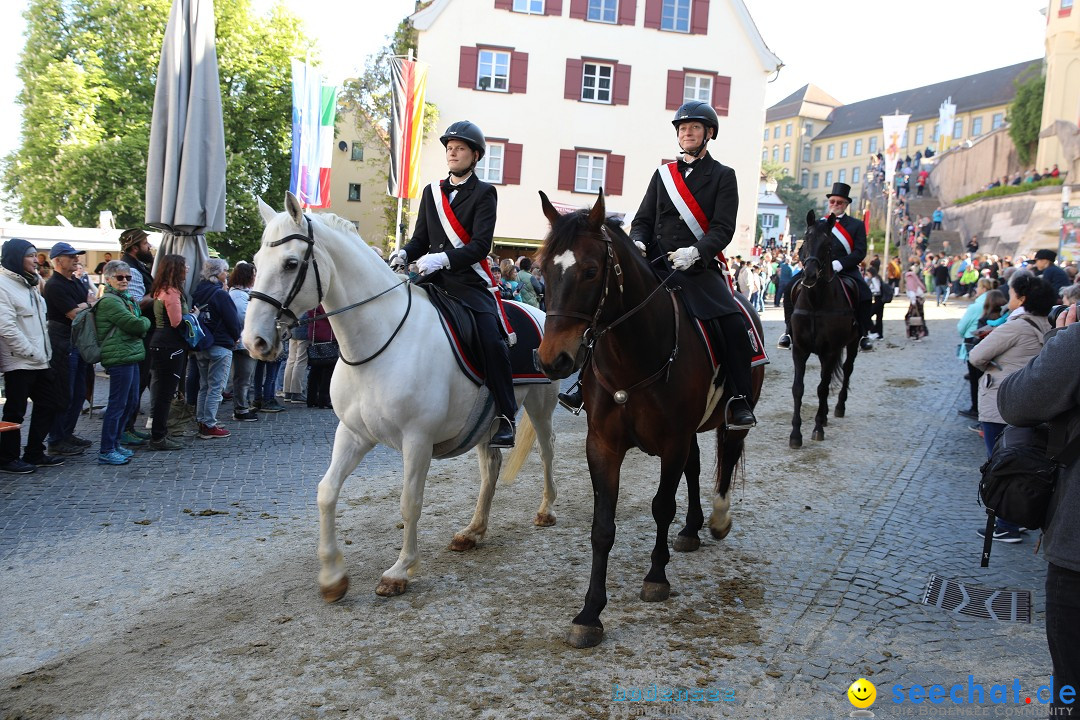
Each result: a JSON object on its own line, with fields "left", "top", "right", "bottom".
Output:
{"left": 500, "top": 410, "right": 536, "bottom": 485}
{"left": 830, "top": 348, "right": 847, "bottom": 391}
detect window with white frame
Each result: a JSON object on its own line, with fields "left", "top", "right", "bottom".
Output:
{"left": 814, "top": 146, "right": 821, "bottom": 162}
{"left": 513, "top": 0, "right": 544, "bottom": 13}
{"left": 824, "top": 170, "right": 833, "bottom": 186}
{"left": 852, "top": 166, "right": 860, "bottom": 183}
{"left": 773, "top": 126, "right": 780, "bottom": 139}
{"left": 972, "top": 117, "right": 983, "bottom": 136}
{"left": 581, "top": 63, "right": 614, "bottom": 103}
{"left": 763, "top": 128, "right": 769, "bottom": 141}
{"left": 1064, "top": 0, "right": 1074, "bottom": 8}
{"left": 475, "top": 142, "right": 504, "bottom": 184}
{"left": 953, "top": 119, "right": 963, "bottom": 139}
{"left": 804, "top": 121, "right": 814, "bottom": 137}
{"left": 854, "top": 139, "right": 862, "bottom": 156}
{"left": 660, "top": 0, "right": 690, "bottom": 32}
{"left": 840, "top": 141, "right": 848, "bottom": 158}
{"left": 992, "top": 113, "right": 1004, "bottom": 129}
{"left": 683, "top": 73, "right": 712, "bottom": 104}
{"left": 802, "top": 143, "right": 811, "bottom": 162}
{"left": 762, "top": 148, "right": 768, "bottom": 162}
{"left": 477, "top": 50, "right": 510, "bottom": 92}
{"left": 785, "top": 122, "right": 792, "bottom": 137}
{"left": 575, "top": 153, "right": 606, "bottom": 193}
{"left": 587, "top": 0, "right": 617, "bottom": 22}
{"left": 351, "top": 143, "right": 364, "bottom": 161}
{"left": 812, "top": 173, "right": 819, "bottom": 188}
{"left": 783, "top": 144, "right": 790, "bottom": 162}
{"left": 914, "top": 126, "right": 924, "bottom": 145}
{"left": 838, "top": 169, "right": 846, "bottom": 183}
{"left": 826, "top": 144, "right": 834, "bottom": 160}
{"left": 760, "top": 214, "right": 778, "bottom": 229}
{"left": 801, "top": 169, "right": 809, "bottom": 187}
{"left": 868, "top": 136, "right": 877, "bottom": 153}
{"left": 348, "top": 183, "right": 362, "bottom": 202}
{"left": 772, "top": 146, "right": 779, "bottom": 163}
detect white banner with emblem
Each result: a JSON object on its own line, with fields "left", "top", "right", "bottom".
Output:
{"left": 881, "top": 114, "right": 911, "bottom": 186}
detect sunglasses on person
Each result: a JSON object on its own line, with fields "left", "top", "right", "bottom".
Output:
{"left": 113, "top": 275, "right": 132, "bottom": 281}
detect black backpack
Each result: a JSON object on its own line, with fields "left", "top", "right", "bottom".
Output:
{"left": 978, "top": 422, "right": 1080, "bottom": 567}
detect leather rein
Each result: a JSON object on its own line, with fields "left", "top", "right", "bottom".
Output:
{"left": 248, "top": 215, "right": 412, "bottom": 366}
{"left": 546, "top": 227, "right": 680, "bottom": 403}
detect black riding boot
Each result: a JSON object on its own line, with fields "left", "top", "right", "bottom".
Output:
{"left": 858, "top": 300, "right": 874, "bottom": 351}
{"left": 558, "top": 382, "right": 584, "bottom": 414}
{"left": 476, "top": 313, "right": 517, "bottom": 448}
{"left": 717, "top": 314, "right": 757, "bottom": 430}
{"left": 777, "top": 281, "right": 794, "bottom": 349}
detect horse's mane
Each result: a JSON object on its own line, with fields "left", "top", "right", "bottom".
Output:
{"left": 313, "top": 211, "right": 365, "bottom": 242}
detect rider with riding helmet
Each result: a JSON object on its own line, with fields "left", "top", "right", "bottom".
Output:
{"left": 558, "top": 101, "right": 756, "bottom": 430}
{"left": 776, "top": 182, "right": 874, "bottom": 352}
{"left": 389, "top": 121, "right": 516, "bottom": 448}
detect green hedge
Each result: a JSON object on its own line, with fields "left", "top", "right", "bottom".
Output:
{"left": 953, "top": 177, "right": 1063, "bottom": 206}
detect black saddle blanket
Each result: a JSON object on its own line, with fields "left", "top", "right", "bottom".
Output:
{"left": 422, "top": 285, "right": 550, "bottom": 386}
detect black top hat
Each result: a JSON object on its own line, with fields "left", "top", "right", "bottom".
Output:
{"left": 825, "top": 182, "right": 853, "bottom": 203}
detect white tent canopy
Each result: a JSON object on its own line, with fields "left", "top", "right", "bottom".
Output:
{"left": 0, "top": 223, "right": 163, "bottom": 255}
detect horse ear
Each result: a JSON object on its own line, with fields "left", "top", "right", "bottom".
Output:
{"left": 826, "top": 213, "right": 837, "bottom": 229}
{"left": 587, "top": 188, "right": 607, "bottom": 229}
{"left": 806, "top": 210, "right": 816, "bottom": 228}
{"left": 257, "top": 197, "right": 277, "bottom": 226}
{"left": 539, "top": 191, "right": 560, "bottom": 227}
{"left": 284, "top": 191, "right": 305, "bottom": 226}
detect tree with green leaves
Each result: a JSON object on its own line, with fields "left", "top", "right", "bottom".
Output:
{"left": 1008, "top": 65, "right": 1044, "bottom": 167}
{"left": 338, "top": 18, "right": 439, "bottom": 246}
{"left": 3, "top": 0, "right": 314, "bottom": 261}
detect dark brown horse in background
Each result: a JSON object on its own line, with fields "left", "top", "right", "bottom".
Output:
{"left": 535, "top": 190, "right": 765, "bottom": 648}
{"left": 788, "top": 210, "right": 862, "bottom": 449}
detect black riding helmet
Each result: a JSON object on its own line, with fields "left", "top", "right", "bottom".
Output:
{"left": 440, "top": 120, "right": 487, "bottom": 161}
{"left": 671, "top": 101, "right": 718, "bottom": 141}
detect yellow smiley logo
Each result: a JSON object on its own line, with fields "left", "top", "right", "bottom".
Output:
{"left": 847, "top": 678, "right": 876, "bottom": 709}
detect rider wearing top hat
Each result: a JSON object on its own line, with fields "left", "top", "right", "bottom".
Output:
{"left": 560, "top": 101, "right": 756, "bottom": 430}
{"left": 776, "top": 182, "right": 874, "bottom": 352}
{"left": 388, "top": 120, "right": 516, "bottom": 448}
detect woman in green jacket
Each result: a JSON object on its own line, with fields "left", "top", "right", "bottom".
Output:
{"left": 95, "top": 260, "right": 151, "bottom": 465}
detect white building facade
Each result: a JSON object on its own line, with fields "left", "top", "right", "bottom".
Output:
{"left": 411, "top": 0, "right": 781, "bottom": 255}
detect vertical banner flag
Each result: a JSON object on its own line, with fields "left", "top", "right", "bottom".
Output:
{"left": 881, "top": 114, "right": 911, "bottom": 186}
{"left": 937, "top": 98, "right": 956, "bottom": 154}
{"left": 290, "top": 60, "right": 338, "bottom": 209}
{"left": 387, "top": 57, "right": 430, "bottom": 199}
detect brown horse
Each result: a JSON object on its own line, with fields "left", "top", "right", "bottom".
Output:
{"left": 788, "top": 210, "right": 862, "bottom": 449}
{"left": 535, "top": 190, "right": 765, "bottom": 648}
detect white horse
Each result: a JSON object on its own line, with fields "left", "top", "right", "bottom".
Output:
{"left": 244, "top": 192, "right": 559, "bottom": 601}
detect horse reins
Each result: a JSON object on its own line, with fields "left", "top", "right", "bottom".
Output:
{"left": 248, "top": 215, "right": 413, "bottom": 366}
{"left": 547, "top": 226, "right": 681, "bottom": 404}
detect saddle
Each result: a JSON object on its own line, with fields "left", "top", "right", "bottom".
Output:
{"left": 837, "top": 274, "right": 859, "bottom": 309}
{"left": 421, "top": 284, "right": 549, "bottom": 387}
{"left": 688, "top": 293, "right": 770, "bottom": 375}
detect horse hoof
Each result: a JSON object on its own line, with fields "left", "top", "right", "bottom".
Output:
{"left": 449, "top": 534, "right": 477, "bottom": 552}
{"left": 789, "top": 437, "right": 802, "bottom": 449}
{"left": 709, "top": 519, "right": 732, "bottom": 540}
{"left": 375, "top": 577, "right": 408, "bottom": 596}
{"left": 812, "top": 430, "right": 825, "bottom": 441}
{"left": 835, "top": 407, "right": 846, "bottom": 418}
{"left": 640, "top": 581, "right": 671, "bottom": 602}
{"left": 673, "top": 534, "right": 700, "bottom": 552}
{"left": 320, "top": 576, "right": 349, "bottom": 603}
{"left": 534, "top": 512, "right": 557, "bottom": 527}
{"left": 566, "top": 623, "right": 604, "bottom": 649}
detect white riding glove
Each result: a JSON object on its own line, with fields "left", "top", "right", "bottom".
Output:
{"left": 417, "top": 252, "right": 450, "bottom": 276}
{"left": 634, "top": 240, "right": 647, "bottom": 256}
{"left": 389, "top": 249, "right": 408, "bottom": 269}
{"left": 668, "top": 246, "right": 700, "bottom": 270}
{"left": 831, "top": 260, "right": 843, "bottom": 272}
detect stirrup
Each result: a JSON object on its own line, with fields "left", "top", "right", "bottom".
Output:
{"left": 489, "top": 414, "right": 515, "bottom": 448}
{"left": 557, "top": 382, "right": 584, "bottom": 415}
{"left": 724, "top": 395, "right": 757, "bottom": 431}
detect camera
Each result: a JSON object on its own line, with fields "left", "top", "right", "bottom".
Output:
{"left": 1047, "top": 303, "right": 1077, "bottom": 326}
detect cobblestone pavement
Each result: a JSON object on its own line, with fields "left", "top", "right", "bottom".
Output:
{"left": 0, "top": 299, "right": 1056, "bottom": 719}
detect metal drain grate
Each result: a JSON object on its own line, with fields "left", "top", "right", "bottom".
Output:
{"left": 922, "top": 574, "right": 1032, "bottom": 623}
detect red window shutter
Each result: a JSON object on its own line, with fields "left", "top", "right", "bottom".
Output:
{"left": 504, "top": 143, "right": 523, "bottom": 185}
{"left": 459, "top": 47, "right": 479, "bottom": 89}
{"left": 605, "top": 154, "right": 625, "bottom": 196}
{"left": 558, "top": 150, "right": 576, "bottom": 191}
{"left": 644, "top": 0, "right": 662, "bottom": 28}
{"left": 564, "top": 58, "right": 584, "bottom": 100}
{"left": 713, "top": 74, "right": 731, "bottom": 117}
{"left": 666, "top": 69, "right": 685, "bottom": 110}
{"left": 509, "top": 51, "right": 529, "bottom": 93}
{"left": 569, "top": 0, "right": 587, "bottom": 18}
{"left": 690, "top": 0, "right": 709, "bottom": 33}
{"left": 494, "top": 0, "right": 512, "bottom": 9}
{"left": 613, "top": 64, "right": 631, "bottom": 106}
{"left": 546, "top": 0, "right": 563, "bottom": 14}
{"left": 618, "top": 0, "right": 637, "bottom": 25}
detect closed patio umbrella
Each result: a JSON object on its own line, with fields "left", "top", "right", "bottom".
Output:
{"left": 145, "top": 0, "right": 227, "bottom": 296}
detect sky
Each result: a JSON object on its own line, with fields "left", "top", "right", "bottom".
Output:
{"left": 0, "top": 0, "right": 1051, "bottom": 178}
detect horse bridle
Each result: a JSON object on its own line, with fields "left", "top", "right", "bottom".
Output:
{"left": 797, "top": 225, "right": 836, "bottom": 290}
{"left": 546, "top": 226, "right": 680, "bottom": 403}
{"left": 248, "top": 215, "right": 413, "bottom": 366}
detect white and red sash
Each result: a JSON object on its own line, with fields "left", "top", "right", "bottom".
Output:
{"left": 831, "top": 217, "right": 854, "bottom": 255}
{"left": 658, "top": 162, "right": 734, "bottom": 293}
{"left": 429, "top": 180, "right": 515, "bottom": 344}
